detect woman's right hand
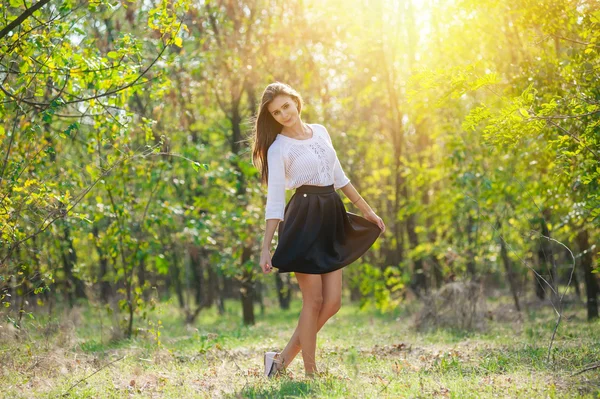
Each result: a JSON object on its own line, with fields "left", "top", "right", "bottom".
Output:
{"left": 259, "top": 248, "right": 274, "bottom": 274}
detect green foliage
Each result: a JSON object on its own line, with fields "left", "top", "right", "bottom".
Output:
{"left": 0, "top": 0, "right": 194, "bottom": 335}
{"left": 1, "top": 0, "right": 598, "bottom": 333}
{"left": 351, "top": 263, "right": 408, "bottom": 312}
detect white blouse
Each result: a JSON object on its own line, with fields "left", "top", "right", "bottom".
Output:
{"left": 265, "top": 123, "right": 351, "bottom": 221}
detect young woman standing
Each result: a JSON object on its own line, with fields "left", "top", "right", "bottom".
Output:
{"left": 251, "top": 82, "right": 385, "bottom": 379}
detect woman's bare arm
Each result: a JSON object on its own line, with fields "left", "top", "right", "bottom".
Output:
{"left": 262, "top": 219, "right": 280, "bottom": 252}
{"left": 260, "top": 218, "right": 281, "bottom": 273}
{"left": 340, "top": 183, "right": 373, "bottom": 213}
{"left": 339, "top": 182, "right": 386, "bottom": 233}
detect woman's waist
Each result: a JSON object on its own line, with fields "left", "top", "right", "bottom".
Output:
{"left": 294, "top": 184, "right": 335, "bottom": 194}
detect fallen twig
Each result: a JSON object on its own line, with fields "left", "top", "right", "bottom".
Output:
{"left": 572, "top": 362, "right": 600, "bottom": 376}
{"left": 62, "top": 355, "right": 125, "bottom": 396}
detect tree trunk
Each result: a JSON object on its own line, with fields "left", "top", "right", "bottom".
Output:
{"left": 275, "top": 273, "right": 291, "bottom": 310}
{"left": 188, "top": 245, "right": 205, "bottom": 307}
{"left": 92, "top": 225, "right": 112, "bottom": 303}
{"left": 407, "top": 211, "right": 426, "bottom": 295}
{"left": 170, "top": 254, "right": 185, "bottom": 310}
{"left": 577, "top": 228, "right": 598, "bottom": 320}
{"left": 562, "top": 245, "right": 580, "bottom": 300}
{"left": 465, "top": 214, "right": 477, "bottom": 277}
{"left": 350, "top": 283, "right": 362, "bottom": 302}
{"left": 497, "top": 218, "right": 521, "bottom": 312}
{"left": 255, "top": 280, "right": 265, "bottom": 316}
{"left": 61, "top": 224, "right": 87, "bottom": 302}
{"left": 533, "top": 247, "right": 547, "bottom": 300}
{"left": 207, "top": 262, "right": 224, "bottom": 313}
{"left": 240, "top": 246, "right": 255, "bottom": 325}
{"left": 536, "top": 211, "right": 558, "bottom": 304}
{"left": 138, "top": 255, "right": 149, "bottom": 302}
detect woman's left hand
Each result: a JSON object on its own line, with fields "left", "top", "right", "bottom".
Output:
{"left": 363, "top": 210, "right": 385, "bottom": 234}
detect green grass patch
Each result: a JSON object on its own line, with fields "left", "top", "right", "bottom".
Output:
{"left": 1, "top": 296, "right": 599, "bottom": 398}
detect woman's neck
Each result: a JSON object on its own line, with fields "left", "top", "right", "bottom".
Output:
{"left": 282, "top": 121, "right": 309, "bottom": 138}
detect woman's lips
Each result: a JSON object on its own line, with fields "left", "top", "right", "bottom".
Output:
{"left": 283, "top": 117, "right": 291, "bottom": 122}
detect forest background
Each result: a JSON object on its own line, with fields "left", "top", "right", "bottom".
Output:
{"left": 0, "top": 0, "right": 599, "bottom": 397}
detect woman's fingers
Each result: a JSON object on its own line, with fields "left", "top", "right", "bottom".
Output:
{"left": 263, "top": 262, "right": 272, "bottom": 274}
{"left": 259, "top": 253, "right": 273, "bottom": 273}
{"left": 379, "top": 217, "right": 386, "bottom": 233}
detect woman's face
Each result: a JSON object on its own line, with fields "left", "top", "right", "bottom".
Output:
{"left": 267, "top": 94, "right": 299, "bottom": 127}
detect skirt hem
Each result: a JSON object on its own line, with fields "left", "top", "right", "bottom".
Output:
{"left": 275, "top": 261, "right": 351, "bottom": 275}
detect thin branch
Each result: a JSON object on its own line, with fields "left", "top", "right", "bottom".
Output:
{"left": 572, "top": 362, "right": 600, "bottom": 376}
{"left": 529, "top": 110, "right": 600, "bottom": 120}
{"left": 0, "top": 27, "right": 179, "bottom": 108}
{"left": 552, "top": 34, "right": 600, "bottom": 47}
{"left": 464, "top": 170, "right": 577, "bottom": 364}
{"left": 0, "top": 108, "right": 23, "bottom": 185}
{"left": 22, "top": 53, "right": 127, "bottom": 75}
{"left": 542, "top": 234, "right": 576, "bottom": 362}
{"left": 62, "top": 355, "right": 125, "bottom": 396}
{"left": 507, "top": 174, "right": 578, "bottom": 361}
{"left": 0, "top": 144, "right": 158, "bottom": 265}
{"left": 545, "top": 119, "right": 600, "bottom": 161}
{"left": 0, "top": 0, "right": 52, "bottom": 41}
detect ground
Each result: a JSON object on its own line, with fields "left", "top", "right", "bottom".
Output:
{"left": 1, "top": 294, "right": 599, "bottom": 398}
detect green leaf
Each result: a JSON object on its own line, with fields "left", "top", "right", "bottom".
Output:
{"left": 155, "top": 255, "right": 169, "bottom": 275}
{"left": 64, "top": 123, "right": 78, "bottom": 137}
{"left": 192, "top": 162, "right": 208, "bottom": 172}
{"left": 19, "top": 62, "right": 30, "bottom": 74}
{"left": 519, "top": 108, "right": 530, "bottom": 117}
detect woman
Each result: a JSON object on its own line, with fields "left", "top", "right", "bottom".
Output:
{"left": 251, "top": 82, "right": 385, "bottom": 379}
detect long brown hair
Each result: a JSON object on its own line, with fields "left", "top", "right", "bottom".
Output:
{"left": 251, "top": 82, "right": 304, "bottom": 186}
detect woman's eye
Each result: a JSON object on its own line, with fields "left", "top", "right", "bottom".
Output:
{"left": 283, "top": 104, "right": 288, "bottom": 108}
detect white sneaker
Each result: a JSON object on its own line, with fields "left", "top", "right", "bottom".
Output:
{"left": 264, "top": 351, "right": 283, "bottom": 378}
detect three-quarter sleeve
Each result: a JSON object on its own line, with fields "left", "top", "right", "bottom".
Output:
{"left": 321, "top": 125, "right": 351, "bottom": 190}
{"left": 333, "top": 156, "right": 351, "bottom": 190}
{"left": 265, "top": 143, "right": 286, "bottom": 221}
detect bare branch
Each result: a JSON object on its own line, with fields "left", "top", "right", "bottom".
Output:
{"left": 0, "top": 0, "right": 52, "bottom": 41}
{"left": 62, "top": 355, "right": 126, "bottom": 396}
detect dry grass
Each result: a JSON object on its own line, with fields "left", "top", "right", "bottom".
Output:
{"left": 413, "top": 281, "right": 489, "bottom": 331}
{"left": 0, "top": 294, "right": 599, "bottom": 398}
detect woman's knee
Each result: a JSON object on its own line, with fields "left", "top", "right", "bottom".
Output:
{"left": 303, "top": 295, "right": 323, "bottom": 313}
{"left": 321, "top": 297, "right": 341, "bottom": 318}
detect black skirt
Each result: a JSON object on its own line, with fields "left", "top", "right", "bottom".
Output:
{"left": 271, "top": 184, "right": 382, "bottom": 274}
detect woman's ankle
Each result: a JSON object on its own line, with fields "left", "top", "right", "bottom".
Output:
{"left": 305, "top": 367, "right": 318, "bottom": 378}
{"left": 277, "top": 352, "right": 290, "bottom": 368}
{"left": 274, "top": 353, "right": 286, "bottom": 370}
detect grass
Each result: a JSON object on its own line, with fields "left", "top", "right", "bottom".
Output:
{"left": 0, "top": 294, "right": 599, "bottom": 398}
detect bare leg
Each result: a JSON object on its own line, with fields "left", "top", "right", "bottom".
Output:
{"left": 278, "top": 269, "right": 342, "bottom": 372}
{"left": 284, "top": 272, "right": 324, "bottom": 375}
